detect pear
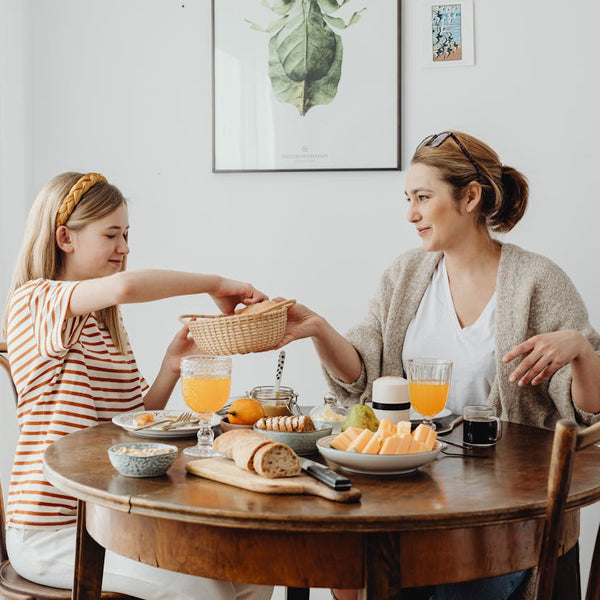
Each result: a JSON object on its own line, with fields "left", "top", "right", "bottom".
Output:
{"left": 341, "top": 404, "right": 380, "bottom": 432}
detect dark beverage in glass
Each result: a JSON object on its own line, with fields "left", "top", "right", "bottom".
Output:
{"left": 463, "top": 418, "right": 498, "bottom": 446}
{"left": 462, "top": 405, "right": 502, "bottom": 446}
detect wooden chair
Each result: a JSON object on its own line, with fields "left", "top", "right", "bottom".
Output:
{"left": 0, "top": 340, "right": 141, "bottom": 600}
{"left": 534, "top": 418, "right": 600, "bottom": 600}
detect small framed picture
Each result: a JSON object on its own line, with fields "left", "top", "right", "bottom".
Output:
{"left": 421, "top": 0, "right": 474, "bottom": 68}
{"left": 212, "top": 0, "right": 401, "bottom": 172}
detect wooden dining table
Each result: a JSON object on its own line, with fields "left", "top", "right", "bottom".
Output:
{"left": 43, "top": 421, "right": 600, "bottom": 600}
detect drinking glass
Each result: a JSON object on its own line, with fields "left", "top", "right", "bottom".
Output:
{"left": 406, "top": 358, "right": 452, "bottom": 430}
{"left": 181, "top": 355, "right": 232, "bottom": 458}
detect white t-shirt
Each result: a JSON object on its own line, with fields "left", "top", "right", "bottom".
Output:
{"left": 402, "top": 258, "right": 496, "bottom": 416}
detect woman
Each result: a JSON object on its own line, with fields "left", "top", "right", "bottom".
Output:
{"left": 278, "top": 132, "right": 600, "bottom": 600}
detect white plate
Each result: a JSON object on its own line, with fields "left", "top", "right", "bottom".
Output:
{"left": 409, "top": 407, "right": 451, "bottom": 421}
{"left": 112, "top": 410, "right": 219, "bottom": 439}
{"left": 317, "top": 435, "right": 445, "bottom": 475}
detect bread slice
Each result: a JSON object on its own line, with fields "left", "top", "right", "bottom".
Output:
{"left": 213, "top": 429, "right": 262, "bottom": 458}
{"left": 252, "top": 442, "right": 301, "bottom": 478}
{"left": 232, "top": 436, "right": 273, "bottom": 473}
{"left": 254, "top": 415, "right": 316, "bottom": 433}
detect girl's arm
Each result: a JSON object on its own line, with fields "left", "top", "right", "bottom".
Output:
{"left": 142, "top": 326, "right": 196, "bottom": 410}
{"left": 502, "top": 331, "right": 600, "bottom": 414}
{"left": 66, "top": 270, "right": 266, "bottom": 317}
{"left": 277, "top": 302, "right": 363, "bottom": 384}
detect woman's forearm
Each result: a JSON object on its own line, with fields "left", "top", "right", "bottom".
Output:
{"left": 571, "top": 342, "right": 600, "bottom": 414}
{"left": 311, "top": 317, "right": 363, "bottom": 384}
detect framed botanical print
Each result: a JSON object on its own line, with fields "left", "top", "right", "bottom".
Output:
{"left": 212, "top": 0, "right": 401, "bottom": 172}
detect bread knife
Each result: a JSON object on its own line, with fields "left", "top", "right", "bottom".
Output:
{"left": 299, "top": 457, "right": 352, "bottom": 491}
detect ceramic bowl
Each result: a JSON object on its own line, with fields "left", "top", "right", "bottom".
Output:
{"left": 252, "top": 424, "right": 333, "bottom": 456}
{"left": 108, "top": 442, "right": 178, "bottom": 477}
{"left": 220, "top": 417, "right": 254, "bottom": 432}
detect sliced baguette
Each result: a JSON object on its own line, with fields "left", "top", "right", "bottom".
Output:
{"left": 253, "top": 442, "right": 301, "bottom": 478}
{"left": 232, "top": 437, "right": 274, "bottom": 473}
{"left": 213, "top": 429, "right": 263, "bottom": 458}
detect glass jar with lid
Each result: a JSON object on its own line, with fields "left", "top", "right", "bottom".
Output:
{"left": 309, "top": 392, "right": 348, "bottom": 433}
{"left": 248, "top": 386, "right": 300, "bottom": 417}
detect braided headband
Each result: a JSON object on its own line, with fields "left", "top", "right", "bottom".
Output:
{"left": 55, "top": 172, "right": 107, "bottom": 228}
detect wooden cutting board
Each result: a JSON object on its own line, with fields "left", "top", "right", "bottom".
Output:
{"left": 186, "top": 458, "right": 361, "bottom": 503}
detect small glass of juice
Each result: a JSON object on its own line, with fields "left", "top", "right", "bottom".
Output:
{"left": 181, "top": 355, "right": 231, "bottom": 457}
{"left": 406, "top": 358, "right": 452, "bottom": 430}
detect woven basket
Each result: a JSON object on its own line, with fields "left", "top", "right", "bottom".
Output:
{"left": 179, "top": 299, "right": 296, "bottom": 356}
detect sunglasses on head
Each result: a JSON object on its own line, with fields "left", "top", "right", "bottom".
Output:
{"left": 416, "top": 131, "right": 482, "bottom": 182}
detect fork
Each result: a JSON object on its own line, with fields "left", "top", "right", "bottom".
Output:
{"left": 161, "top": 412, "right": 196, "bottom": 430}
{"left": 133, "top": 417, "right": 175, "bottom": 431}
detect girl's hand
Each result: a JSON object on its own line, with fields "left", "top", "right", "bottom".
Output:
{"left": 275, "top": 300, "right": 325, "bottom": 348}
{"left": 210, "top": 277, "right": 268, "bottom": 315}
{"left": 502, "top": 330, "right": 588, "bottom": 386}
{"left": 163, "top": 325, "right": 200, "bottom": 375}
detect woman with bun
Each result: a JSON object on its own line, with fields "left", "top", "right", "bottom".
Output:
{"left": 278, "top": 131, "right": 600, "bottom": 600}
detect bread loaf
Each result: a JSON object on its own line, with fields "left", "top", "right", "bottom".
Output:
{"left": 236, "top": 300, "right": 278, "bottom": 315}
{"left": 253, "top": 443, "right": 301, "bottom": 478}
{"left": 213, "top": 429, "right": 258, "bottom": 457}
{"left": 255, "top": 415, "right": 316, "bottom": 433}
{"left": 213, "top": 429, "right": 300, "bottom": 478}
{"left": 232, "top": 435, "right": 273, "bottom": 473}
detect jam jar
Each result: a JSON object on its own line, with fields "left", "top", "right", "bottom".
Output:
{"left": 249, "top": 386, "right": 300, "bottom": 417}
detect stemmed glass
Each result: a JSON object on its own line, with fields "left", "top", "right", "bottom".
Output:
{"left": 181, "top": 355, "right": 232, "bottom": 458}
{"left": 406, "top": 358, "right": 452, "bottom": 430}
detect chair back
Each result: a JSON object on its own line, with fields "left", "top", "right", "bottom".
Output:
{"left": 0, "top": 342, "right": 11, "bottom": 563}
{"left": 0, "top": 342, "right": 17, "bottom": 406}
{"left": 534, "top": 419, "right": 600, "bottom": 600}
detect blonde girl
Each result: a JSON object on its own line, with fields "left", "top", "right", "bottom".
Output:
{"left": 2, "top": 172, "right": 272, "bottom": 600}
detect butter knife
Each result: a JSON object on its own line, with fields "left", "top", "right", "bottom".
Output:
{"left": 299, "top": 457, "right": 352, "bottom": 491}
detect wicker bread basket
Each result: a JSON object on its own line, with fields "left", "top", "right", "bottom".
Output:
{"left": 179, "top": 299, "right": 296, "bottom": 356}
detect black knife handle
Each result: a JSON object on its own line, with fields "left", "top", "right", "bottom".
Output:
{"left": 304, "top": 464, "right": 351, "bottom": 491}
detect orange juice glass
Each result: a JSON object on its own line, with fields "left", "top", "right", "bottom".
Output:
{"left": 406, "top": 358, "right": 452, "bottom": 430}
{"left": 181, "top": 355, "right": 231, "bottom": 458}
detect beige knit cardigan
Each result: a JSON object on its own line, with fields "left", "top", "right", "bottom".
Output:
{"left": 325, "top": 243, "right": 600, "bottom": 429}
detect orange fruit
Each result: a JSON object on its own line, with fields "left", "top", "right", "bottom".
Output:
{"left": 227, "top": 398, "right": 265, "bottom": 425}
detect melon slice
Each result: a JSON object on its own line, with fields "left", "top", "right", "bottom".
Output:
{"left": 348, "top": 429, "right": 373, "bottom": 453}
{"left": 330, "top": 426, "right": 362, "bottom": 451}
{"left": 412, "top": 424, "right": 437, "bottom": 451}
{"left": 362, "top": 433, "right": 384, "bottom": 454}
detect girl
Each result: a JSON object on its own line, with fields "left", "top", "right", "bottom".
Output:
{"left": 278, "top": 132, "right": 600, "bottom": 600}
{"left": 2, "top": 172, "right": 272, "bottom": 600}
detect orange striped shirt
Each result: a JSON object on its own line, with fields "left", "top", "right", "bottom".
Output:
{"left": 6, "top": 279, "right": 148, "bottom": 529}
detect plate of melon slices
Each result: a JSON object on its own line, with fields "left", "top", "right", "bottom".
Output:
{"left": 316, "top": 424, "right": 446, "bottom": 475}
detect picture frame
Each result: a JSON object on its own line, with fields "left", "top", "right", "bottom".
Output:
{"left": 421, "top": 0, "right": 474, "bottom": 68}
{"left": 212, "top": 0, "right": 401, "bottom": 172}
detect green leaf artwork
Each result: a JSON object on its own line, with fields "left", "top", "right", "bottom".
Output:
{"left": 249, "top": 0, "right": 365, "bottom": 116}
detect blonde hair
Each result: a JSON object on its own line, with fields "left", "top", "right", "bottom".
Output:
{"left": 411, "top": 132, "right": 529, "bottom": 233}
{"left": 2, "top": 172, "right": 129, "bottom": 354}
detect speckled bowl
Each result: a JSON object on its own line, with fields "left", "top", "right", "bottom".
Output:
{"left": 108, "top": 442, "right": 178, "bottom": 477}
{"left": 252, "top": 424, "right": 333, "bottom": 456}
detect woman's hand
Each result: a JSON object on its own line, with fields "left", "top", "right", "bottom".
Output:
{"left": 502, "top": 330, "right": 589, "bottom": 386}
{"left": 210, "top": 277, "right": 268, "bottom": 315}
{"left": 274, "top": 300, "right": 325, "bottom": 348}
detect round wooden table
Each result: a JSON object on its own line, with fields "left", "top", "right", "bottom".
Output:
{"left": 43, "top": 422, "right": 600, "bottom": 599}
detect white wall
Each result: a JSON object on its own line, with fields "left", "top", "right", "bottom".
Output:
{"left": 2, "top": 0, "right": 600, "bottom": 596}
{"left": 0, "top": 0, "right": 32, "bottom": 513}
